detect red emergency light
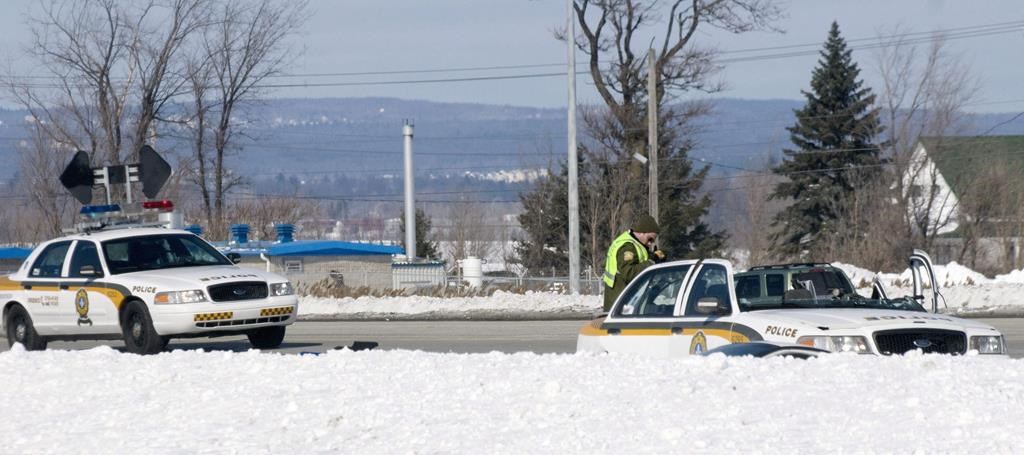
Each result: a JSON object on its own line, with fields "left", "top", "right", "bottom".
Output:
{"left": 142, "top": 200, "right": 174, "bottom": 212}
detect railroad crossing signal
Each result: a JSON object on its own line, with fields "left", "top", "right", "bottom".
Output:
{"left": 59, "top": 145, "right": 172, "bottom": 205}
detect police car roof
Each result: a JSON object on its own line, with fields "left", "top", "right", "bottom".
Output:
{"left": 58, "top": 227, "right": 191, "bottom": 242}
{"left": 745, "top": 263, "right": 835, "bottom": 271}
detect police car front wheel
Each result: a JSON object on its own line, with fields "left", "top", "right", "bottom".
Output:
{"left": 5, "top": 305, "right": 47, "bottom": 351}
{"left": 248, "top": 326, "right": 286, "bottom": 349}
{"left": 121, "top": 301, "right": 167, "bottom": 355}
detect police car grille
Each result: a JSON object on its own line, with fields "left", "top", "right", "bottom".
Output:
{"left": 207, "top": 281, "right": 268, "bottom": 302}
{"left": 195, "top": 314, "right": 291, "bottom": 328}
{"left": 873, "top": 329, "right": 966, "bottom": 355}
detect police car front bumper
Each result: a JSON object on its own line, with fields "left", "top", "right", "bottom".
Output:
{"left": 150, "top": 295, "right": 299, "bottom": 335}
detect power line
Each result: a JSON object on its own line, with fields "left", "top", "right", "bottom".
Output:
{"left": 6, "top": 20, "right": 1021, "bottom": 89}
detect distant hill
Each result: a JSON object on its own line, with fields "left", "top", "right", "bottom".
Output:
{"left": 1, "top": 96, "right": 1022, "bottom": 182}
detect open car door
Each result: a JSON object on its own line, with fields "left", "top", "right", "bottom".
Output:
{"left": 870, "top": 276, "right": 889, "bottom": 300}
{"left": 909, "top": 249, "right": 945, "bottom": 313}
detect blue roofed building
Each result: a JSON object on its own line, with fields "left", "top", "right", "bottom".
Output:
{"left": 0, "top": 246, "right": 33, "bottom": 273}
{"left": 212, "top": 223, "right": 445, "bottom": 291}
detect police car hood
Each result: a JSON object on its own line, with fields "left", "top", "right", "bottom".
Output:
{"left": 117, "top": 265, "right": 282, "bottom": 290}
{"left": 746, "top": 308, "right": 991, "bottom": 331}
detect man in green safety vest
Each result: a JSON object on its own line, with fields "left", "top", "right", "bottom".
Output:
{"left": 602, "top": 214, "right": 665, "bottom": 311}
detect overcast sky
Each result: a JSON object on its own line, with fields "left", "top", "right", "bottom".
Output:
{"left": 1, "top": 0, "right": 1021, "bottom": 113}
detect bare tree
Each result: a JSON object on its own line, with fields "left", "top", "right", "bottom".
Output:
{"left": 12, "top": 0, "right": 206, "bottom": 165}
{"left": 727, "top": 163, "right": 785, "bottom": 267}
{"left": 16, "top": 119, "right": 76, "bottom": 240}
{"left": 873, "top": 28, "right": 981, "bottom": 251}
{"left": 228, "top": 194, "right": 321, "bottom": 242}
{"left": 123, "top": 0, "right": 208, "bottom": 159}
{"left": 12, "top": 0, "right": 133, "bottom": 165}
{"left": 2, "top": 0, "right": 209, "bottom": 234}
{"left": 187, "top": 0, "right": 308, "bottom": 230}
{"left": 564, "top": 0, "right": 779, "bottom": 258}
{"left": 445, "top": 199, "right": 500, "bottom": 263}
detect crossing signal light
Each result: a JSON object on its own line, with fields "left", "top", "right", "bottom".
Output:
{"left": 59, "top": 146, "right": 173, "bottom": 204}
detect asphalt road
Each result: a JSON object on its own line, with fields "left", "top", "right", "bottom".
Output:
{"left": 2, "top": 318, "right": 1023, "bottom": 357}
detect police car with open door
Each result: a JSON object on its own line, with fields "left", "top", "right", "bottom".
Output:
{"left": 577, "top": 251, "right": 1007, "bottom": 357}
{"left": 2, "top": 201, "right": 298, "bottom": 355}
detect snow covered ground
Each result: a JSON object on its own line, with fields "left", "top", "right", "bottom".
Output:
{"left": 1, "top": 344, "right": 1021, "bottom": 453}
{"left": 5, "top": 259, "right": 1024, "bottom": 452}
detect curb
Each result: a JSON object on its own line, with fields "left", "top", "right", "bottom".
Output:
{"left": 297, "top": 309, "right": 1024, "bottom": 322}
{"left": 298, "top": 310, "right": 598, "bottom": 322}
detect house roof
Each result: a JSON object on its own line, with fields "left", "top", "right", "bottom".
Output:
{"left": 265, "top": 240, "right": 403, "bottom": 257}
{"left": 921, "top": 135, "right": 1024, "bottom": 199}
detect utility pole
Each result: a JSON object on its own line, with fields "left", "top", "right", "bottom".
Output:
{"left": 403, "top": 121, "right": 417, "bottom": 260}
{"left": 566, "top": 0, "right": 580, "bottom": 294}
{"left": 647, "top": 48, "right": 659, "bottom": 221}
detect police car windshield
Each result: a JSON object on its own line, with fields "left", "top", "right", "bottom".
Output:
{"left": 102, "top": 234, "right": 231, "bottom": 274}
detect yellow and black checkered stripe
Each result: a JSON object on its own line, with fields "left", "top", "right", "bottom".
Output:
{"left": 194, "top": 311, "right": 234, "bottom": 322}
{"left": 260, "top": 306, "right": 295, "bottom": 317}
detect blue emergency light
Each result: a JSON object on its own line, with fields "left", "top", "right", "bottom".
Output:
{"left": 80, "top": 204, "right": 122, "bottom": 217}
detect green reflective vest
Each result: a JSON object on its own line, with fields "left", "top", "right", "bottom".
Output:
{"left": 602, "top": 230, "right": 649, "bottom": 287}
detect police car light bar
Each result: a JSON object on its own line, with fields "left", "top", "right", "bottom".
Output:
{"left": 142, "top": 200, "right": 174, "bottom": 212}
{"left": 80, "top": 204, "right": 122, "bottom": 218}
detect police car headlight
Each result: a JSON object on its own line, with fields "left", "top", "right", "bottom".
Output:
{"left": 969, "top": 335, "right": 1006, "bottom": 355}
{"left": 797, "top": 335, "right": 869, "bottom": 354}
{"left": 270, "top": 282, "right": 294, "bottom": 296}
{"left": 154, "top": 290, "right": 207, "bottom": 304}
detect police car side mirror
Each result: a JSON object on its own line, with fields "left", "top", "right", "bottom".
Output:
{"left": 696, "top": 297, "right": 729, "bottom": 315}
{"left": 227, "top": 252, "right": 242, "bottom": 264}
{"left": 79, "top": 265, "right": 102, "bottom": 277}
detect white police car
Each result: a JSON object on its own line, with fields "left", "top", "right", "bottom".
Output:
{"left": 577, "top": 251, "right": 1007, "bottom": 357}
{"left": 1, "top": 203, "right": 297, "bottom": 354}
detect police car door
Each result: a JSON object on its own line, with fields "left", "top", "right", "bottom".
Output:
{"left": 599, "top": 263, "right": 694, "bottom": 357}
{"left": 910, "top": 249, "right": 943, "bottom": 312}
{"left": 672, "top": 261, "right": 741, "bottom": 355}
{"left": 22, "top": 240, "right": 72, "bottom": 331}
{"left": 58, "top": 240, "right": 118, "bottom": 334}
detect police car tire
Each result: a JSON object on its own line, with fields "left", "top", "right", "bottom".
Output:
{"left": 5, "top": 305, "right": 47, "bottom": 351}
{"left": 121, "top": 301, "right": 166, "bottom": 355}
{"left": 247, "top": 326, "right": 286, "bottom": 349}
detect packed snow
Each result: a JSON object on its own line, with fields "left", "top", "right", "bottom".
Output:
{"left": 1, "top": 344, "right": 1020, "bottom": 453}
{"left": 6, "top": 259, "right": 1024, "bottom": 453}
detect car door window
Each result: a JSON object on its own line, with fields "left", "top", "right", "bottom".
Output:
{"left": 735, "top": 275, "right": 760, "bottom": 299}
{"left": 684, "top": 264, "right": 731, "bottom": 316}
{"left": 69, "top": 241, "right": 103, "bottom": 278}
{"left": 765, "top": 273, "right": 785, "bottom": 297}
{"left": 794, "top": 271, "right": 853, "bottom": 296}
{"left": 29, "top": 241, "right": 72, "bottom": 278}
{"left": 613, "top": 265, "right": 690, "bottom": 318}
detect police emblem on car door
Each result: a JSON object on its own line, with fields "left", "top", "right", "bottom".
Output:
{"left": 75, "top": 288, "right": 92, "bottom": 326}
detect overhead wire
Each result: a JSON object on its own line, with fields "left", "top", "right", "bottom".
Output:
{"left": 6, "top": 20, "right": 1022, "bottom": 89}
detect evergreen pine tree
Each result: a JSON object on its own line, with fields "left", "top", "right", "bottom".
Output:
{"left": 400, "top": 208, "right": 440, "bottom": 261}
{"left": 655, "top": 142, "right": 726, "bottom": 260}
{"left": 770, "top": 21, "right": 883, "bottom": 257}
{"left": 513, "top": 165, "right": 570, "bottom": 273}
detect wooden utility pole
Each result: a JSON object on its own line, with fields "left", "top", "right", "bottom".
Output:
{"left": 647, "top": 48, "right": 658, "bottom": 221}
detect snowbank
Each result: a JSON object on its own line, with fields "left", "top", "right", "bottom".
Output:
{"left": 1, "top": 346, "right": 1020, "bottom": 453}
{"left": 833, "top": 261, "right": 991, "bottom": 287}
{"left": 299, "top": 290, "right": 602, "bottom": 319}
